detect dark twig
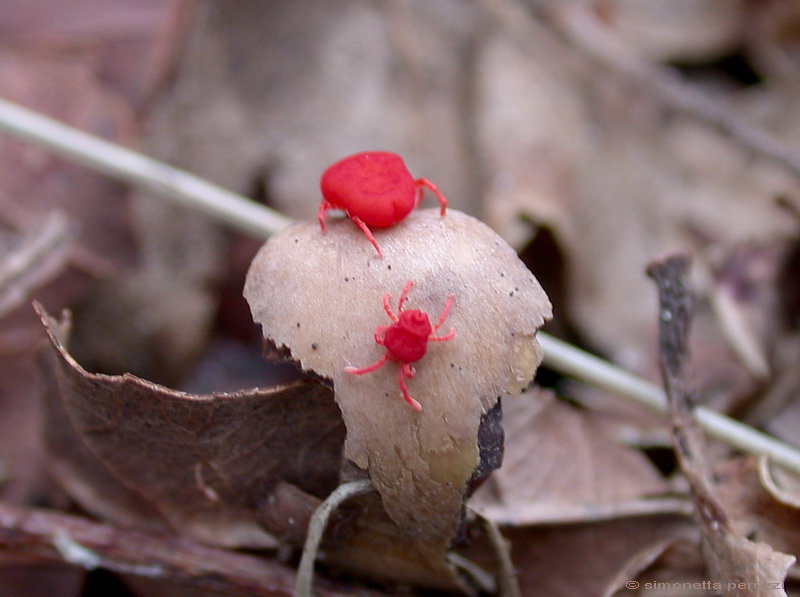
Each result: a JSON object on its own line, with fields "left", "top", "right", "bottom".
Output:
{"left": 0, "top": 501, "right": 383, "bottom": 597}
{"left": 648, "top": 256, "right": 795, "bottom": 595}
{"left": 646, "top": 254, "right": 729, "bottom": 527}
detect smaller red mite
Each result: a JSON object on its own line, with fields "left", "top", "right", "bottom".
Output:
{"left": 318, "top": 151, "right": 448, "bottom": 256}
{"left": 345, "top": 280, "right": 456, "bottom": 411}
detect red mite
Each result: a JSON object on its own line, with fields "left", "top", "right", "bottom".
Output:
{"left": 345, "top": 280, "right": 455, "bottom": 411}
{"left": 318, "top": 151, "right": 448, "bottom": 256}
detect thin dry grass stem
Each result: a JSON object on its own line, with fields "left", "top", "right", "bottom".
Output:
{"left": 538, "top": 333, "right": 800, "bottom": 475}
{"left": 294, "top": 479, "right": 374, "bottom": 597}
{"left": 1, "top": 95, "right": 800, "bottom": 480}
{"left": 0, "top": 211, "right": 72, "bottom": 318}
{"left": 0, "top": 98, "right": 293, "bottom": 238}
{"left": 473, "top": 510, "right": 522, "bottom": 597}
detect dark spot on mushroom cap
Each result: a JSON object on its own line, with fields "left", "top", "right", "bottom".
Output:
{"left": 296, "top": 322, "right": 301, "bottom": 328}
{"left": 311, "top": 343, "right": 318, "bottom": 350}
{"left": 387, "top": 264, "right": 392, "bottom": 270}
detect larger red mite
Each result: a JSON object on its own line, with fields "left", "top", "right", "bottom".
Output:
{"left": 318, "top": 151, "right": 448, "bottom": 256}
{"left": 345, "top": 280, "right": 456, "bottom": 411}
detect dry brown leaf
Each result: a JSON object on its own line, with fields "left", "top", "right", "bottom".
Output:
{"left": 607, "top": 537, "right": 720, "bottom": 597}
{"left": 471, "top": 388, "right": 683, "bottom": 525}
{"left": 475, "top": 26, "right": 584, "bottom": 250}
{"left": 460, "top": 514, "right": 693, "bottom": 597}
{"left": 715, "top": 457, "right": 800, "bottom": 561}
{"left": 701, "top": 533, "right": 794, "bottom": 597}
{"left": 139, "top": 0, "right": 484, "bottom": 220}
{"left": 603, "top": 0, "right": 747, "bottom": 62}
{"left": 245, "top": 208, "right": 552, "bottom": 558}
{"left": 602, "top": 536, "right": 701, "bottom": 597}
{"left": 40, "top": 311, "right": 171, "bottom": 534}
{"left": 38, "top": 303, "right": 346, "bottom": 549}
{"left": 0, "top": 0, "right": 184, "bottom": 104}
{"left": 480, "top": 5, "right": 800, "bottom": 374}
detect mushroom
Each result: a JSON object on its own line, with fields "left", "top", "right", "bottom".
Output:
{"left": 244, "top": 208, "right": 552, "bottom": 556}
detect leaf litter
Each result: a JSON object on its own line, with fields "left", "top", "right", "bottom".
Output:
{"left": 4, "top": 0, "right": 800, "bottom": 595}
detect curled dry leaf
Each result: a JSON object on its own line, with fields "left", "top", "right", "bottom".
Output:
{"left": 37, "top": 303, "right": 346, "bottom": 549}
{"left": 715, "top": 457, "right": 800, "bottom": 561}
{"left": 41, "top": 313, "right": 169, "bottom": 534}
{"left": 244, "top": 208, "right": 552, "bottom": 556}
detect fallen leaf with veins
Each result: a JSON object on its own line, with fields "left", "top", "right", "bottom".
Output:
{"left": 38, "top": 305, "right": 501, "bottom": 592}
{"left": 245, "top": 208, "right": 552, "bottom": 558}
{"left": 471, "top": 388, "right": 685, "bottom": 525}
{"left": 460, "top": 513, "right": 695, "bottom": 597}
{"left": 37, "top": 303, "right": 346, "bottom": 549}
{"left": 41, "top": 327, "right": 169, "bottom": 534}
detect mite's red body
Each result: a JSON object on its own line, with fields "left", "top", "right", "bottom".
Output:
{"left": 345, "top": 280, "right": 455, "bottom": 411}
{"left": 318, "top": 151, "right": 448, "bottom": 256}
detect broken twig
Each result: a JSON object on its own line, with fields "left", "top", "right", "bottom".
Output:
{"left": 647, "top": 254, "right": 795, "bottom": 597}
{"left": 0, "top": 501, "right": 380, "bottom": 597}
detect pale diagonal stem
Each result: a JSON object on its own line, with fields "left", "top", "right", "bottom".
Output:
{"left": 2, "top": 96, "right": 800, "bottom": 474}
{"left": 538, "top": 333, "right": 800, "bottom": 474}
{"left": 294, "top": 480, "right": 374, "bottom": 597}
{"left": 0, "top": 97, "right": 292, "bottom": 238}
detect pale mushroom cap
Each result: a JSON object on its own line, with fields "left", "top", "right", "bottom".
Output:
{"left": 244, "top": 208, "right": 552, "bottom": 551}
